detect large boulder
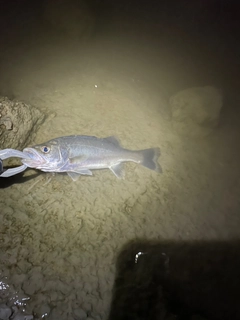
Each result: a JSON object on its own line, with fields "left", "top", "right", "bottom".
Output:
{"left": 43, "top": 0, "right": 95, "bottom": 41}
{"left": 169, "top": 86, "right": 223, "bottom": 138}
{"left": 0, "top": 96, "right": 46, "bottom": 150}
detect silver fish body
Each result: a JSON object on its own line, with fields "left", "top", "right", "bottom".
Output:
{"left": 22, "top": 135, "right": 162, "bottom": 181}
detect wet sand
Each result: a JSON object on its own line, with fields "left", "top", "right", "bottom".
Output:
{"left": 0, "top": 1, "right": 240, "bottom": 319}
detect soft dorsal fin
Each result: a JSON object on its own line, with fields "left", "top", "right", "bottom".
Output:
{"left": 104, "top": 136, "right": 121, "bottom": 147}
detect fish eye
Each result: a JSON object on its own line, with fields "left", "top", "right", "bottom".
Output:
{"left": 41, "top": 146, "right": 50, "bottom": 153}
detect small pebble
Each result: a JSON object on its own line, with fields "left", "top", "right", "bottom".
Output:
{"left": 11, "top": 313, "right": 34, "bottom": 320}
{"left": 39, "top": 304, "right": 51, "bottom": 318}
{"left": 73, "top": 308, "right": 87, "bottom": 320}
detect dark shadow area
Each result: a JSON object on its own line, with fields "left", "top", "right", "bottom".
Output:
{"left": 0, "top": 0, "right": 239, "bottom": 122}
{"left": 0, "top": 170, "right": 41, "bottom": 188}
{"left": 0, "top": 1, "right": 239, "bottom": 101}
{"left": 109, "top": 239, "right": 240, "bottom": 320}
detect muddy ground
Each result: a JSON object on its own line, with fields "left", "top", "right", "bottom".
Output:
{"left": 0, "top": 1, "right": 240, "bottom": 319}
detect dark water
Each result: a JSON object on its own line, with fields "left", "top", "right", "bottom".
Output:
{"left": 109, "top": 240, "right": 240, "bottom": 320}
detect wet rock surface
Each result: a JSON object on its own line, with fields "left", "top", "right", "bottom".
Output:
{"left": 0, "top": 275, "right": 102, "bottom": 320}
{"left": 169, "top": 86, "right": 223, "bottom": 138}
{"left": 0, "top": 304, "right": 12, "bottom": 320}
{"left": 0, "top": 96, "right": 46, "bottom": 150}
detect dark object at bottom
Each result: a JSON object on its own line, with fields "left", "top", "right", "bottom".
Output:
{"left": 109, "top": 240, "right": 240, "bottom": 320}
{"left": 0, "top": 158, "right": 3, "bottom": 174}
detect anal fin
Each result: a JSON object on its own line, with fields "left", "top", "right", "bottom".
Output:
{"left": 109, "top": 163, "right": 125, "bottom": 179}
{"left": 67, "top": 169, "right": 93, "bottom": 181}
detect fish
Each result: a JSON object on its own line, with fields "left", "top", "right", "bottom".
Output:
{"left": 21, "top": 135, "right": 162, "bottom": 181}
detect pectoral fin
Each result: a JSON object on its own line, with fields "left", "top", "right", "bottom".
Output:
{"left": 67, "top": 172, "right": 81, "bottom": 181}
{"left": 67, "top": 169, "right": 93, "bottom": 181}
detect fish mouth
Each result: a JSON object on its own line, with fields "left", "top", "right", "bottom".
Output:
{"left": 21, "top": 148, "right": 46, "bottom": 168}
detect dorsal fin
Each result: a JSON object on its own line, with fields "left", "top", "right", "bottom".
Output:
{"left": 104, "top": 136, "right": 121, "bottom": 147}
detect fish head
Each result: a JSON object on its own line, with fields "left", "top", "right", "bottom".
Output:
{"left": 22, "top": 139, "right": 68, "bottom": 171}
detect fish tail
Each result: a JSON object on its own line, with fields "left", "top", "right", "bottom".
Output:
{"left": 139, "top": 148, "right": 162, "bottom": 173}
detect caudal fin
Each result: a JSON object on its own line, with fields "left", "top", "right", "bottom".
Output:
{"left": 139, "top": 148, "right": 162, "bottom": 173}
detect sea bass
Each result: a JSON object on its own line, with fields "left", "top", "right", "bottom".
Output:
{"left": 22, "top": 135, "right": 162, "bottom": 181}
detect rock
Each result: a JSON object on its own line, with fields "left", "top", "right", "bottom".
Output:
{"left": 0, "top": 303, "right": 12, "bottom": 320}
{"left": 44, "top": 279, "right": 72, "bottom": 296}
{"left": 35, "top": 303, "right": 51, "bottom": 319}
{"left": 169, "top": 86, "right": 223, "bottom": 138}
{"left": 43, "top": 0, "right": 95, "bottom": 41}
{"left": 0, "top": 96, "right": 46, "bottom": 150}
{"left": 11, "top": 312, "right": 33, "bottom": 320}
{"left": 10, "top": 274, "right": 27, "bottom": 287}
{"left": 22, "top": 269, "right": 44, "bottom": 296}
{"left": 73, "top": 308, "right": 87, "bottom": 320}
{"left": 88, "top": 314, "right": 101, "bottom": 320}
{"left": 87, "top": 312, "right": 102, "bottom": 320}
{"left": 8, "top": 291, "right": 30, "bottom": 310}
{"left": 0, "top": 277, "right": 11, "bottom": 302}
{"left": 47, "top": 307, "right": 65, "bottom": 320}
